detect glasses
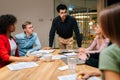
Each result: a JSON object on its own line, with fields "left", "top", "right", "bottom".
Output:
{"left": 59, "top": 9, "right": 67, "bottom": 14}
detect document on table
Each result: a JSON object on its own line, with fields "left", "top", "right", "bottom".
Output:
{"left": 64, "top": 52, "right": 77, "bottom": 56}
{"left": 58, "top": 65, "right": 68, "bottom": 70}
{"left": 26, "top": 49, "right": 55, "bottom": 57}
{"left": 37, "top": 49, "right": 55, "bottom": 53}
{"left": 7, "top": 62, "right": 39, "bottom": 70}
{"left": 52, "top": 55, "right": 66, "bottom": 59}
{"left": 58, "top": 74, "right": 100, "bottom": 80}
{"left": 87, "top": 76, "right": 101, "bottom": 80}
{"left": 58, "top": 74, "right": 77, "bottom": 80}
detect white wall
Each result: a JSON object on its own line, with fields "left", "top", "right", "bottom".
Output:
{"left": 0, "top": 0, "right": 54, "bottom": 47}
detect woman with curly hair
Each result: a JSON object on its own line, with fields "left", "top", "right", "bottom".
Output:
{"left": 0, "top": 14, "right": 39, "bottom": 68}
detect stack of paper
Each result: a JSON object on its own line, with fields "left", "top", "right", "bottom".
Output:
{"left": 58, "top": 74, "right": 77, "bottom": 80}
{"left": 26, "top": 49, "right": 55, "bottom": 57}
{"left": 64, "top": 53, "right": 77, "bottom": 56}
{"left": 37, "top": 49, "right": 55, "bottom": 53}
{"left": 87, "top": 76, "right": 101, "bottom": 80}
{"left": 7, "top": 62, "right": 38, "bottom": 70}
{"left": 58, "top": 74, "right": 100, "bottom": 80}
{"left": 58, "top": 65, "right": 68, "bottom": 70}
{"left": 52, "top": 55, "right": 66, "bottom": 59}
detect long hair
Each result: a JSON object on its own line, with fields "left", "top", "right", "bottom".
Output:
{"left": 99, "top": 3, "right": 120, "bottom": 46}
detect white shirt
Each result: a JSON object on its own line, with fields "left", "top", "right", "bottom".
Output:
{"left": 9, "top": 38, "right": 17, "bottom": 56}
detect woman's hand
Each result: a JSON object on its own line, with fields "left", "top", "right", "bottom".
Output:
{"left": 77, "top": 71, "right": 93, "bottom": 80}
{"left": 78, "top": 48, "right": 88, "bottom": 60}
{"left": 78, "top": 48, "right": 86, "bottom": 53}
{"left": 77, "top": 70, "right": 101, "bottom": 80}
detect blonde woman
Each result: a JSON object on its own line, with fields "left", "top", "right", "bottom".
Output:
{"left": 77, "top": 3, "right": 120, "bottom": 80}
{"left": 78, "top": 24, "right": 110, "bottom": 68}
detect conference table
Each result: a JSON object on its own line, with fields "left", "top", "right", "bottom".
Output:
{"left": 0, "top": 49, "right": 100, "bottom": 80}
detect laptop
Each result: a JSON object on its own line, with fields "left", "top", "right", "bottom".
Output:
{"left": 61, "top": 57, "right": 85, "bottom": 65}
{"left": 59, "top": 49, "right": 78, "bottom": 55}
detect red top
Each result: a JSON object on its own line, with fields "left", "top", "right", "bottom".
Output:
{"left": 0, "top": 34, "right": 19, "bottom": 68}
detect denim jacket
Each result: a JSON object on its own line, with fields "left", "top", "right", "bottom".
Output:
{"left": 15, "top": 32, "right": 41, "bottom": 56}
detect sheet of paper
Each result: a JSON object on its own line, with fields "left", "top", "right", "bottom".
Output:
{"left": 58, "top": 65, "right": 68, "bottom": 70}
{"left": 87, "top": 76, "right": 101, "bottom": 80}
{"left": 58, "top": 74, "right": 100, "bottom": 80}
{"left": 7, "top": 62, "right": 38, "bottom": 70}
{"left": 37, "top": 49, "right": 55, "bottom": 53}
{"left": 26, "top": 51, "right": 42, "bottom": 57}
{"left": 27, "top": 49, "right": 55, "bottom": 57}
{"left": 29, "top": 50, "right": 55, "bottom": 54}
{"left": 52, "top": 55, "right": 66, "bottom": 59}
{"left": 64, "top": 53, "right": 77, "bottom": 56}
{"left": 58, "top": 74, "right": 77, "bottom": 80}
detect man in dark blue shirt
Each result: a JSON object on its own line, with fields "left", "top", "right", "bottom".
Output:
{"left": 46, "top": 4, "right": 82, "bottom": 49}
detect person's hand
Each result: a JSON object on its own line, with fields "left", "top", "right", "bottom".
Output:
{"left": 78, "top": 48, "right": 88, "bottom": 60}
{"left": 42, "top": 47, "right": 52, "bottom": 50}
{"left": 77, "top": 71, "right": 92, "bottom": 80}
{"left": 77, "top": 70, "right": 101, "bottom": 80}
{"left": 24, "top": 56, "right": 39, "bottom": 62}
{"left": 78, "top": 48, "right": 86, "bottom": 53}
{"left": 78, "top": 53, "right": 88, "bottom": 61}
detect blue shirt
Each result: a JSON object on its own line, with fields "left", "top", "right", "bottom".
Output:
{"left": 15, "top": 32, "right": 41, "bottom": 56}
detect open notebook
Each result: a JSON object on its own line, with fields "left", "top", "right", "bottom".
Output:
{"left": 26, "top": 49, "right": 55, "bottom": 57}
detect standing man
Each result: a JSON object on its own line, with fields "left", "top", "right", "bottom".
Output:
{"left": 15, "top": 21, "right": 41, "bottom": 56}
{"left": 46, "top": 4, "right": 82, "bottom": 49}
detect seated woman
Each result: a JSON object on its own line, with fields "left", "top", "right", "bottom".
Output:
{"left": 77, "top": 3, "right": 120, "bottom": 80}
{"left": 0, "top": 14, "right": 39, "bottom": 68}
{"left": 78, "top": 24, "right": 110, "bottom": 68}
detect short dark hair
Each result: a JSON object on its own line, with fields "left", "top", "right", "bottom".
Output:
{"left": 99, "top": 3, "right": 120, "bottom": 46}
{"left": 22, "top": 21, "right": 31, "bottom": 29}
{"left": 0, "top": 14, "right": 17, "bottom": 34}
{"left": 56, "top": 4, "right": 67, "bottom": 13}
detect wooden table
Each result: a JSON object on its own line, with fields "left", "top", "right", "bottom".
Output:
{"left": 0, "top": 49, "right": 100, "bottom": 80}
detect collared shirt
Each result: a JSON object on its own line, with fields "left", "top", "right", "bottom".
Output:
{"left": 15, "top": 32, "right": 41, "bottom": 56}
{"left": 49, "top": 15, "right": 82, "bottom": 47}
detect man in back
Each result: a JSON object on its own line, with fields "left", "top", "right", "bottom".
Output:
{"left": 45, "top": 4, "right": 82, "bottom": 49}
